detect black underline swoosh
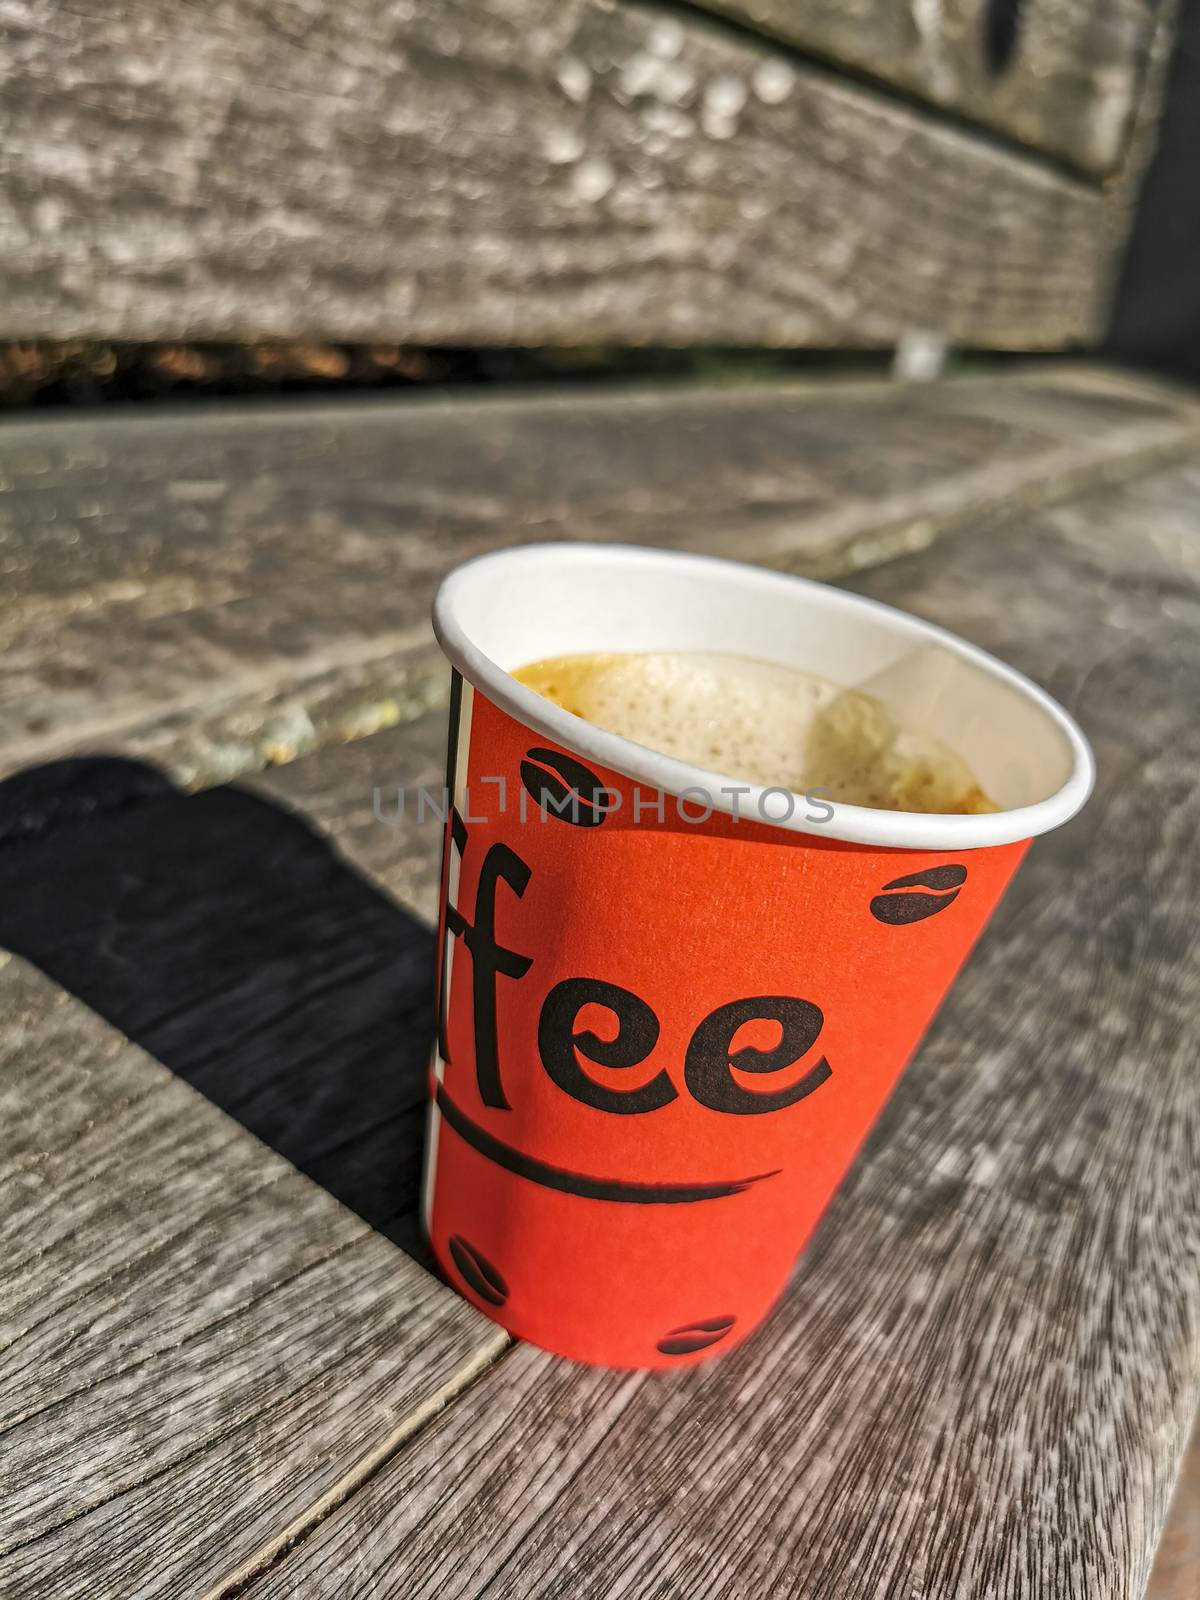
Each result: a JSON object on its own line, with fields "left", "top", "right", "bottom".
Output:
{"left": 434, "top": 1085, "right": 779, "bottom": 1204}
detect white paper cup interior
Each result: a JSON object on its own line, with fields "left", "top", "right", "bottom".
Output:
{"left": 433, "top": 543, "right": 1094, "bottom": 850}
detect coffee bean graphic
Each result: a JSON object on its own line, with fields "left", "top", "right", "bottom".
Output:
{"left": 448, "top": 1234, "right": 509, "bottom": 1307}
{"left": 870, "top": 863, "right": 967, "bottom": 925}
{"left": 656, "top": 1315, "right": 736, "bottom": 1356}
{"left": 519, "top": 746, "right": 608, "bottom": 828}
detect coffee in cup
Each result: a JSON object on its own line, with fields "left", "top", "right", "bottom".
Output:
{"left": 513, "top": 651, "right": 997, "bottom": 814}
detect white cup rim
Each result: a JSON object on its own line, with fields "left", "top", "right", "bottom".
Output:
{"left": 433, "top": 542, "right": 1095, "bottom": 851}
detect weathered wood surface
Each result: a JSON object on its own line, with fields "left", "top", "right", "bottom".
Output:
{"left": 0, "top": 744, "right": 447, "bottom": 1260}
{"left": 0, "top": 955, "right": 506, "bottom": 1600}
{"left": 248, "top": 711, "right": 449, "bottom": 923}
{"left": 0, "top": 0, "right": 1134, "bottom": 348}
{"left": 244, "top": 458, "right": 1200, "bottom": 1599}
{"left": 3, "top": 365, "right": 1198, "bottom": 789}
{"left": 704, "top": 0, "right": 1161, "bottom": 176}
{"left": 3, "top": 374, "right": 1199, "bottom": 1597}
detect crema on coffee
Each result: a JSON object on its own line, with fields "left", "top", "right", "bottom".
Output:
{"left": 512, "top": 651, "right": 996, "bottom": 815}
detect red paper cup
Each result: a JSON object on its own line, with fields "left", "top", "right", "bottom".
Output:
{"left": 423, "top": 544, "right": 1093, "bottom": 1368}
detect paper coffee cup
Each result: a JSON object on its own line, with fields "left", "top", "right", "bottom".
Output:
{"left": 424, "top": 544, "right": 1093, "bottom": 1368}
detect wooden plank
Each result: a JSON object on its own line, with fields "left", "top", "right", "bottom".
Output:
{"left": 247, "top": 710, "right": 450, "bottom": 924}
{"left": 0, "top": 955, "right": 506, "bottom": 1600}
{"left": 700, "top": 0, "right": 1162, "bottom": 177}
{"left": 0, "top": 0, "right": 1129, "bottom": 349}
{"left": 3, "top": 365, "right": 1198, "bottom": 789}
{"left": 243, "top": 457, "right": 1200, "bottom": 1599}
{"left": 0, "top": 746, "right": 447, "bottom": 1260}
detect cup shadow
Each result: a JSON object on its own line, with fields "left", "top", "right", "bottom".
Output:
{"left": 0, "top": 755, "right": 438, "bottom": 1262}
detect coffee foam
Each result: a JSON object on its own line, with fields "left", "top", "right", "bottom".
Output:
{"left": 512, "top": 651, "right": 996, "bottom": 815}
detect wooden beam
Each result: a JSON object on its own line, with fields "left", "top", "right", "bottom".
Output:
{"left": 699, "top": 0, "right": 1162, "bottom": 176}
{"left": 2, "top": 365, "right": 1197, "bottom": 788}
{"left": 0, "top": 0, "right": 1136, "bottom": 347}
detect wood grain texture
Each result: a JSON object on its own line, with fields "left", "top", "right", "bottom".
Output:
{"left": 3, "top": 365, "right": 1197, "bottom": 789}
{"left": 0, "top": 0, "right": 1126, "bottom": 348}
{"left": 0, "top": 756, "right": 445, "bottom": 1260}
{"left": 701, "top": 0, "right": 1160, "bottom": 176}
{"left": 244, "top": 457, "right": 1200, "bottom": 1599}
{"left": 0, "top": 956, "right": 506, "bottom": 1600}
{"left": 247, "top": 710, "right": 451, "bottom": 925}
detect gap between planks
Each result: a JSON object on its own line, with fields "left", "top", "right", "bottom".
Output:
{"left": 623, "top": 0, "right": 1105, "bottom": 186}
{"left": 208, "top": 1337, "right": 513, "bottom": 1600}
